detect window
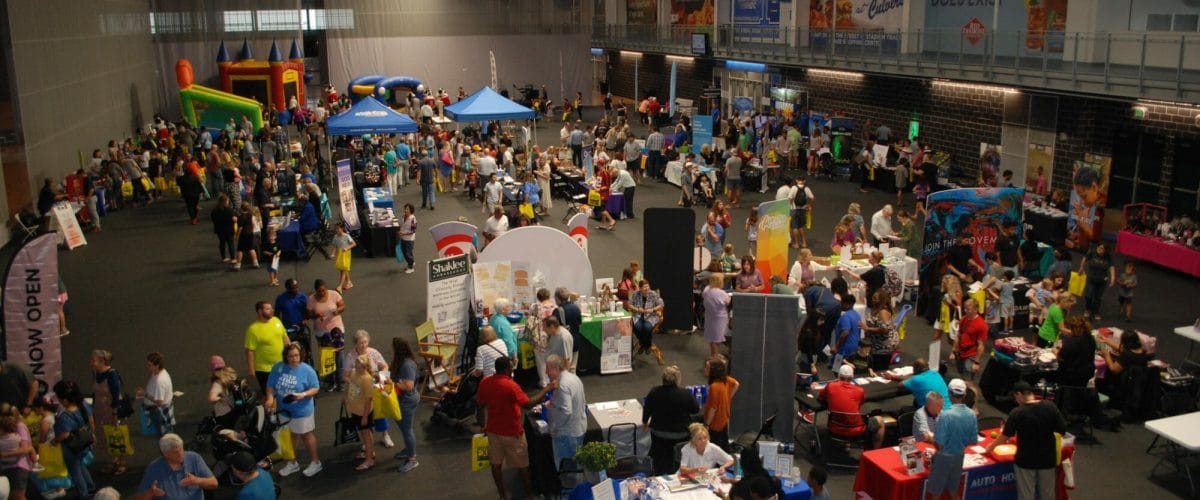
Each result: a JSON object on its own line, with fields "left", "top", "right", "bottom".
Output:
{"left": 308, "top": 9, "right": 354, "bottom": 30}
{"left": 258, "top": 10, "right": 301, "bottom": 31}
{"left": 150, "top": 11, "right": 193, "bottom": 34}
{"left": 1174, "top": 14, "right": 1199, "bottom": 33}
{"left": 1147, "top": 14, "right": 1173, "bottom": 31}
{"left": 1147, "top": 13, "right": 1200, "bottom": 32}
{"left": 224, "top": 10, "right": 254, "bottom": 32}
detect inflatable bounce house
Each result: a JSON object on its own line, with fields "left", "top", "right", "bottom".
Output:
{"left": 346, "top": 75, "right": 424, "bottom": 110}
{"left": 176, "top": 58, "right": 264, "bottom": 133}
{"left": 218, "top": 40, "right": 306, "bottom": 112}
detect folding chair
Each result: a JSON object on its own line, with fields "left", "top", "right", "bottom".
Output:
{"left": 823, "top": 410, "right": 869, "bottom": 469}
{"left": 12, "top": 213, "right": 39, "bottom": 244}
{"left": 605, "top": 422, "right": 652, "bottom": 480}
{"left": 415, "top": 320, "right": 462, "bottom": 401}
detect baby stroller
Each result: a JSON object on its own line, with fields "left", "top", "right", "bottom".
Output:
{"left": 431, "top": 372, "right": 482, "bottom": 433}
{"left": 207, "top": 405, "right": 284, "bottom": 486}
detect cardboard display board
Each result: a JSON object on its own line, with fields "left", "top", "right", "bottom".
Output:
{"left": 427, "top": 254, "right": 473, "bottom": 335}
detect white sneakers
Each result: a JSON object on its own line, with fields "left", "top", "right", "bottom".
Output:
{"left": 279, "top": 460, "right": 322, "bottom": 477}
{"left": 382, "top": 433, "right": 395, "bottom": 448}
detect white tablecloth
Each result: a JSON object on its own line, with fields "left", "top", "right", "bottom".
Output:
{"left": 665, "top": 161, "right": 718, "bottom": 187}
{"left": 588, "top": 399, "right": 651, "bottom": 458}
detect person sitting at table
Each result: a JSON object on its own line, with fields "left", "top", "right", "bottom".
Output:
{"left": 727, "top": 444, "right": 785, "bottom": 500}
{"left": 678, "top": 423, "right": 734, "bottom": 477}
{"left": 843, "top": 343, "right": 875, "bottom": 377}
{"left": 627, "top": 280, "right": 664, "bottom": 363}
{"left": 734, "top": 256, "right": 764, "bottom": 293}
{"left": 719, "top": 243, "right": 739, "bottom": 274}
{"left": 616, "top": 268, "right": 636, "bottom": 306}
{"left": 819, "top": 365, "right": 886, "bottom": 449}
{"left": 643, "top": 366, "right": 700, "bottom": 475}
{"left": 913, "top": 391, "right": 943, "bottom": 443}
{"left": 885, "top": 358, "right": 951, "bottom": 410}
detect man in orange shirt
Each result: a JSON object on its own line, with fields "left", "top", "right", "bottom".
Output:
{"left": 704, "top": 357, "right": 739, "bottom": 451}
{"left": 819, "top": 365, "right": 886, "bottom": 449}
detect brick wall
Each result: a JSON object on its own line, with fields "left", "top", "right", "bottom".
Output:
{"left": 607, "top": 51, "right": 714, "bottom": 108}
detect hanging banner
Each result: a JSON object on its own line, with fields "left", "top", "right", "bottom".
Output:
{"left": 733, "top": 0, "right": 781, "bottom": 38}
{"left": 3, "top": 234, "right": 63, "bottom": 386}
{"left": 692, "top": 115, "right": 714, "bottom": 149}
{"left": 336, "top": 159, "right": 360, "bottom": 231}
{"left": 51, "top": 202, "right": 87, "bottom": 250}
{"left": 567, "top": 213, "right": 589, "bottom": 254}
{"left": 626, "top": 0, "right": 658, "bottom": 24}
{"left": 924, "top": 0, "right": 1069, "bottom": 57}
{"left": 429, "top": 221, "right": 478, "bottom": 258}
{"left": 755, "top": 198, "right": 791, "bottom": 293}
{"left": 919, "top": 188, "right": 1025, "bottom": 305}
{"left": 427, "top": 254, "right": 473, "bottom": 335}
{"left": 1067, "top": 153, "right": 1110, "bottom": 250}
{"left": 809, "top": 0, "right": 904, "bottom": 52}
{"left": 670, "top": 0, "right": 715, "bottom": 25}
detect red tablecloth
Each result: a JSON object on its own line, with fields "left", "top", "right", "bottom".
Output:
{"left": 1116, "top": 231, "right": 1200, "bottom": 277}
{"left": 852, "top": 429, "right": 1074, "bottom": 500}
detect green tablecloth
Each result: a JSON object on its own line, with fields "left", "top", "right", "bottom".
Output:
{"left": 580, "top": 311, "right": 632, "bottom": 348}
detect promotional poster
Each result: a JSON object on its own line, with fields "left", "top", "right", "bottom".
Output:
{"left": 1067, "top": 153, "right": 1111, "bottom": 250}
{"left": 671, "top": 0, "right": 715, "bottom": 25}
{"left": 755, "top": 198, "right": 792, "bottom": 293}
{"left": 919, "top": 187, "right": 1025, "bottom": 304}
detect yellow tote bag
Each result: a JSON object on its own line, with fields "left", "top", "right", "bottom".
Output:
{"left": 805, "top": 210, "right": 812, "bottom": 230}
{"left": 334, "top": 249, "right": 352, "bottom": 271}
{"left": 518, "top": 342, "right": 536, "bottom": 370}
{"left": 103, "top": 424, "right": 135, "bottom": 456}
{"left": 372, "top": 382, "right": 403, "bottom": 421}
{"left": 270, "top": 428, "right": 295, "bottom": 461}
{"left": 318, "top": 347, "right": 339, "bottom": 377}
{"left": 1068, "top": 272, "right": 1087, "bottom": 296}
{"left": 36, "top": 443, "right": 69, "bottom": 479}
{"left": 471, "top": 433, "right": 491, "bottom": 471}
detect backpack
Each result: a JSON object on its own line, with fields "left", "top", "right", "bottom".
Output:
{"left": 883, "top": 266, "right": 904, "bottom": 300}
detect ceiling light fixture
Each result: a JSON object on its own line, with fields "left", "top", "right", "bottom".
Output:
{"left": 806, "top": 68, "right": 864, "bottom": 78}
{"left": 932, "top": 79, "right": 1019, "bottom": 93}
{"left": 620, "top": 50, "right": 643, "bottom": 57}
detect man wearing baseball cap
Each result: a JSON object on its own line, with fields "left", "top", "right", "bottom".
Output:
{"left": 818, "top": 365, "right": 885, "bottom": 449}
{"left": 229, "top": 451, "right": 276, "bottom": 499}
{"left": 984, "top": 381, "right": 1066, "bottom": 500}
{"left": 926, "top": 379, "right": 978, "bottom": 500}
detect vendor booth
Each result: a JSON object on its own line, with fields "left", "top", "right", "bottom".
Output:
{"left": 444, "top": 86, "right": 537, "bottom": 146}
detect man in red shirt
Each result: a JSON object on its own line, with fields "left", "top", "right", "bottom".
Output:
{"left": 951, "top": 299, "right": 987, "bottom": 382}
{"left": 818, "top": 365, "right": 885, "bottom": 449}
{"left": 476, "top": 356, "right": 554, "bottom": 499}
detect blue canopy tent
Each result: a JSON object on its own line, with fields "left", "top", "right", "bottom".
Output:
{"left": 444, "top": 86, "right": 538, "bottom": 145}
{"left": 326, "top": 96, "right": 418, "bottom": 135}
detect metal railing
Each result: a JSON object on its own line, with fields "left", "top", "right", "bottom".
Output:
{"left": 592, "top": 24, "right": 1200, "bottom": 102}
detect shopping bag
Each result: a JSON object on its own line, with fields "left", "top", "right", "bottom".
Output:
{"left": 153, "top": 177, "right": 167, "bottom": 192}
{"left": 519, "top": 202, "right": 535, "bottom": 219}
{"left": 518, "top": 342, "right": 536, "bottom": 370}
{"left": 471, "top": 433, "right": 491, "bottom": 472}
{"left": 372, "top": 382, "right": 403, "bottom": 421}
{"left": 24, "top": 413, "right": 43, "bottom": 443}
{"left": 805, "top": 210, "right": 812, "bottom": 230}
{"left": 587, "top": 190, "right": 602, "bottom": 207}
{"left": 1068, "top": 272, "right": 1087, "bottom": 296}
{"left": 103, "top": 424, "right": 135, "bottom": 457}
{"left": 36, "top": 442, "right": 69, "bottom": 479}
{"left": 140, "top": 177, "right": 153, "bottom": 192}
{"left": 334, "top": 406, "right": 362, "bottom": 446}
{"left": 120, "top": 180, "right": 133, "bottom": 199}
{"left": 318, "top": 346, "right": 338, "bottom": 377}
{"left": 138, "top": 404, "right": 155, "bottom": 436}
{"left": 269, "top": 427, "right": 295, "bottom": 461}
{"left": 334, "top": 249, "right": 352, "bottom": 271}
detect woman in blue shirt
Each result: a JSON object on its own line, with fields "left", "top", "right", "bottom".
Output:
{"left": 265, "top": 344, "right": 322, "bottom": 477}
{"left": 390, "top": 338, "right": 421, "bottom": 473}
{"left": 52, "top": 381, "right": 95, "bottom": 498}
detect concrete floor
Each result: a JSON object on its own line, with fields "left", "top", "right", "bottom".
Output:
{"left": 42, "top": 110, "right": 1200, "bottom": 498}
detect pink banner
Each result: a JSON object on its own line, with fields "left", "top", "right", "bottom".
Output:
{"left": 567, "top": 213, "right": 589, "bottom": 254}
{"left": 429, "top": 221, "right": 478, "bottom": 258}
{"left": 3, "top": 234, "right": 62, "bottom": 386}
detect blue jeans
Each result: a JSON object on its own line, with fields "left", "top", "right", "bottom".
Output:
{"left": 398, "top": 399, "right": 418, "bottom": 458}
{"left": 552, "top": 434, "right": 584, "bottom": 470}
{"left": 399, "top": 239, "right": 415, "bottom": 268}
{"left": 63, "top": 446, "right": 95, "bottom": 498}
{"left": 421, "top": 182, "right": 435, "bottom": 207}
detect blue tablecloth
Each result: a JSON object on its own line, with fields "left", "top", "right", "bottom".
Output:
{"left": 277, "top": 220, "right": 305, "bottom": 256}
{"left": 362, "top": 187, "right": 393, "bottom": 208}
{"left": 606, "top": 193, "right": 624, "bottom": 215}
{"left": 569, "top": 473, "right": 811, "bottom": 500}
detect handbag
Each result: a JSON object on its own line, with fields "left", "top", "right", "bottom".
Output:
{"left": 334, "top": 405, "right": 362, "bottom": 446}
{"left": 1068, "top": 272, "right": 1087, "bottom": 296}
{"left": 471, "top": 433, "right": 491, "bottom": 472}
{"left": 103, "top": 424, "right": 135, "bottom": 456}
{"left": 372, "top": 382, "right": 403, "bottom": 421}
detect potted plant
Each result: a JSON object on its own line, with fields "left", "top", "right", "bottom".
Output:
{"left": 574, "top": 441, "right": 617, "bottom": 484}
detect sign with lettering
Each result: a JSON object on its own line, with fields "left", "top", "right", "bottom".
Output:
{"left": 3, "top": 234, "right": 63, "bottom": 387}
{"left": 336, "top": 159, "right": 360, "bottom": 231}
{"left": 925, "top": 0, "right": 1069, "bottom": 57}
{"left": 809, "top": 0, "right": 905, "bottom": 52}
{"left": 427, "top": 254, "right": 473, "bottom": 335}
{"left": 626, "top": 0, "right": 658, "bottom": 24}
{"left": 963, "top": 17, "right": 987, "bottom": 46}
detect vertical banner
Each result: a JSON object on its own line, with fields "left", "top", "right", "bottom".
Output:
{"left": 669, "top": 61, "right": 678, "bottom": 122}
{"left": 427, "top": 254, "right": 473, "bottom": 335}
{"left": 755, "top": 199, "right": 791, "bottom": 293}
{"left": 3, "top": 234, "right": 63, "bottom": 386}
{"left": 919, "top": 188, "right": 1025, "bottom": 302}
{"left": 626, "top": 0, "right": 658, "bottom": 24}
{"left": 51, "top": 203, "right": 87, "bottom": 250}
{"left": 1067, "top": 153, "right": 1111, "bottom": 250}
{"left": 335, "top": 159, "right": 360, "bottom": 231}
{"left": 692, "top": 115, "right": 714, "bottom": 149}
{"left": 567, "top": 213, "right": 589, "bottom": 254}
{"left": 429, "top": 221, "right": 479, "bottom": 258}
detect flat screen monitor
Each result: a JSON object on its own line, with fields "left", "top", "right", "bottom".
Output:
{"left": 691, "top": 33, "right": 709, "bottom": 56}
